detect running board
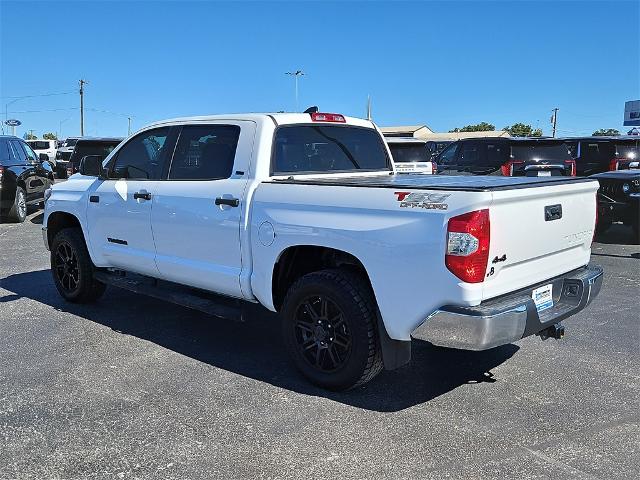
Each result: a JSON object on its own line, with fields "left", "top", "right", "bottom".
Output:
{"left": 93, "top": 271, "right": 243, "bottom": 321}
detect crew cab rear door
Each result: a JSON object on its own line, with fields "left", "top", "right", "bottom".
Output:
{"left": 151, "top": 121, "right": 255, "bottom": 298}
{"left": 86, "top": 127, "right": 174, "bottom": 277}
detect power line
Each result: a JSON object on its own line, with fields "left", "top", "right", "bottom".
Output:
{"left": 6, "top": 107, "right": 80, "bottom": 114}
{"left": 0, "top": 91, "right": 75, "bottom": 99}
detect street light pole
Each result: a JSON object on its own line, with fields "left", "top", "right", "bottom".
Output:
{"left": 285, "top": 70, "right": 305, "bottom": 111}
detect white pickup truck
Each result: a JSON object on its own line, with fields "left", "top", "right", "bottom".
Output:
{"left": 43, "top": 111, "right": 603, "bottom": 390}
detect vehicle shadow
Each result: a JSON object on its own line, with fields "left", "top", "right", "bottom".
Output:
{"left": 30, "top": 212, "right": 44, "bottom": 224}
{"left": 594, "top": 224, "right": 638, "bottom": 246}
{"left": 1, "top": 269, "right": 519, "bottom": 412}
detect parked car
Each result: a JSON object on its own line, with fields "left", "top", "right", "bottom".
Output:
{"left": 43, "top": 112, "right": 602, "bottom": 390}
{"left": 425, "top": 140, "right": 452, "bottom": 159}
{"left": 1, "top": 135, "right": 54, "bottom": 222}
{"left": 592, "top": 169, "right": 640, "bottom": 242}
{"left": 385, "top": 137, "right": 436, "bottom": 174}
{"left": 55, "top": 137, "right": 80, "bottom": 177}
{"left": 435, "top": 137, "right": 575, "bottom": 176}
{"left": 65, "top": 137, "right": 123, "bottom": 177}
{"left": 562, "top": 136, "right": 637, "bottom": 176}
{"left": 26, "top": 139, "right": 57, "bottom": 167}
{"left": 609, "top": 137, "right": 639, "bottom": 170}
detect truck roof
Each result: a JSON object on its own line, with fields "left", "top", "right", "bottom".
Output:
{"left": 146, "top": 113, "right": 375, "bottom": 129}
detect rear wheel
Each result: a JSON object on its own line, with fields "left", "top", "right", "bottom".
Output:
{"left": 6, "top": 187, "right": 27, "bottom": 223}
{"left": 51, "top": 228, "right": 106, "bottom": 303}
{"left": 281, "top": 269, "right": 383, "bottom": 391}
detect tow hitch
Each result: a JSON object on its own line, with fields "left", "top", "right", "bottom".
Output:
{"left": 537, "top": 323, "right": 565, "bottom": 341}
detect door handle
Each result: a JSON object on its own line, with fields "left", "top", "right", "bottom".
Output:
{"left": 133, "top": 192, "right": 152, "bottom": 200}
{"left": 215, "top": 197, "right": 239, "bottom": 207}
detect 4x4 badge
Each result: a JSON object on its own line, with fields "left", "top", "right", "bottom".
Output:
{"left": 394, "top": 191, "right": 450, "bottom": 210}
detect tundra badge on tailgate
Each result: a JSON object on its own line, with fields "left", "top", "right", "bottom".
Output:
{"left": 394, "top": 192, "right": 450, "bottom": 210}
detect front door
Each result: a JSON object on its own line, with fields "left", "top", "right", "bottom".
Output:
{"left": 151, "top": 122, "right": 255, "bottom": 298}
{"left": 86, "top": 126, "right": 174, "bottom": 276}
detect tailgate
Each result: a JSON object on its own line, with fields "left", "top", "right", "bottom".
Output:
{"left": 482, "top": 180, "right": 599, "bottom": 301}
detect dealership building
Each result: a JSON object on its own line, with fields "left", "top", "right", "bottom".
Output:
{"left": 380, "top": 125, "right": 511, "bottom": 141}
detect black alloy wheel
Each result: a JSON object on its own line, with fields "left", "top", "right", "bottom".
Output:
{"left": 293, "top": 294, "right": 352, "bottom": 372}
{"left": 54, "top": 241, "right": 80, "bottom": 293}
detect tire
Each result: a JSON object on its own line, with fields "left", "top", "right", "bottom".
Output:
{"left": 51, "top": 228, "right": 106, "bottom": 303}
{"left": 56, "top": 165, "right": 68, "bottom": 179}
{"left": 7, "top": 187, "right": 27, "bottom": 223}
{"left": 281, "top": 269, "right": 383, "bottom": 391}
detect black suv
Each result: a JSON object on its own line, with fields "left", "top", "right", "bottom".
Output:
{"left": 563, "top": 136, "right": 640, "bottom": 175}
{"left": 435, "top": 137, "right": 575, "bottom": 176}
{"left": 66, "top": 137, "right": 123, "bottom": 177}
{"left": 0, "top": 135, "right": 54, "bottom": 223}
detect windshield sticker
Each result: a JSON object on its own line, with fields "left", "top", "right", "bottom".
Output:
{"left": 394, "top": 191, "right": 450, "bottom": 210}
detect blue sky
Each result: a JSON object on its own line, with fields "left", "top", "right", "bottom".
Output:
{"left": 1, "top": 0, "right": 638, "bottom": 138}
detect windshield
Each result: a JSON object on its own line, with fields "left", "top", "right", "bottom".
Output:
{"left": 62, "top": 139, "right": 78, "bottom": 147}
{"left": 511, "top": 142, "right": 571, "bottom": 161}
{"left": 69, "top": 141, "right": 120, "bottom": 163}
{"left": 272, "top": 125, "right": 390, "bottom": 174}
{"left": 389, "top": 143, "right": 430, "bottom": 163}
{"left": 615, "top": 141, "right": 639, "bottom": 160}
{"left": 27, "top": 141, "right": 50, "bottom": 150}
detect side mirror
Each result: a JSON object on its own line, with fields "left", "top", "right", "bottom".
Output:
{"left": 39, "top": 153, "right": 49, "bottom": 163}
{"left": 79, "top": 155, "right": 105, "bottom": 177}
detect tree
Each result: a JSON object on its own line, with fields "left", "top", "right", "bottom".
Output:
{"left": 503, "top": 123, "right": 542, "bottom": 137}
{"left": 592, "top": 128, "right": 620, "bottom": 136}
{"left": 43, "top": 132, "right": 58, "bottom": 140}
{"left": 449, "top": 122, "right": 495, "bottom": 133}
{"left": 23, "top": 132, "right": 37, "bottom": 140}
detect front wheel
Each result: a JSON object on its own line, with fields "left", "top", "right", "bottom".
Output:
{"left": 281, "top": 269, "right": 383, "bottom": 391}
{"left": 6, "top": 186, "right": 27, "bottom": 223}
{"left": 51, "top": 228, "right": 106, "bottom": 303}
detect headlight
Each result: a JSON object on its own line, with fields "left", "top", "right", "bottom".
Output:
{"left": 622, "top": 183, "right": 630, "bottom": 193}
{"left": 44, "top": 188, "right": 52, "bottom": 203}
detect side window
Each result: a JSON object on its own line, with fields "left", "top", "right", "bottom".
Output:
{"left": 21, "top": 142, "right": 39, "bottom": 164}
{"left": 486, "top": 143, "right": 507, "bottom": 166}
{"left": 437, "top": 143, "right": 459, "bottom": 165}
{"left": 168, "top": 125, "right": 240, "bottom": 180}
{"left": 459, "top": 142, "right": 485, "bottom": 166}
{"left": 110, "top": 127, "right": 170, "bottom": 180}
{"left": 9, "top": 140, "right": 27, "bottom": 164}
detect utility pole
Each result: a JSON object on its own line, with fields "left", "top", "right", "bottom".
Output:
{"left": 551, "top": 107, "right": 559, "bottom": 138}
{"left": 285, "top": 70, "right": 305, "bottom": 111}
{"left": 127, "top": 116, "right": 132, "bottom": 136}
{"left": 79, "top": 79, "right": 87, "bottom": 136}
{"left": 366, "top": 95, "right": 372, "bottom": 121}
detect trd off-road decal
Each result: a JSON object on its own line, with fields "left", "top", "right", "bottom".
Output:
{"left": 394, "top": 191, "right": 451, "bottom": 210}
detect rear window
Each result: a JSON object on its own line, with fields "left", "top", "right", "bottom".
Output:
{"left": 511, "top": 142, "right": 571, "bottom": 161}
{"left": 27, "top": 141, "right": 51, "bottom": 150}
{"left": 69, "top": 141, "right": 120, "bottom": 163}
{"left": 389, "top": 143, "right": 430, "bottom": 163}
{"left": 63, "top": 139, "right": 78, "bottom": 147}
{"left": 273, "top": 125, "right": 390, "bottom": 174}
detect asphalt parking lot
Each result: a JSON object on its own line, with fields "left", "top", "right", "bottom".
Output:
{"left": 1, "top": 210, "right": 638, "bottom": 480}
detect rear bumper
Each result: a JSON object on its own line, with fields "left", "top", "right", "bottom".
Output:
{"left": 598, "top": 199, "right": 639, "bottom": 224}
{"left": 412, "top": 265, "right": 603, "bottom": 350}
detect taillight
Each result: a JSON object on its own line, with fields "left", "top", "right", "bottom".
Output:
{"left": 445, "top": 209, "right": 491, "bottom": 283}
{"left": 0, "top": 166, "right": 4, "bottom": 182}
{"left": 500, "top": 160, "right": 523, "bottom": 176}
{"left": 565, "top": 159, "right": 577, "bottom": 176}
{"left": 431, "top": 162, "right": 437, "bottom": 175}
{"left": 310, "top": 112, "right": 346, "bottom": 123}
{"left": 609, "top": 158, "right": 622, "bottom": 171}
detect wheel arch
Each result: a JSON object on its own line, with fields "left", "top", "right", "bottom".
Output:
{"left": 46, "top": 211, "right": 84, "bottom": 248}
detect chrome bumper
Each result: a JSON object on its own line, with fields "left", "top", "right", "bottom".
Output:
{"left": 42, "top": 227, "right": 49, "bottom": 251}
{"left": 413, "top": 265, "right": 604, "bottom": 350}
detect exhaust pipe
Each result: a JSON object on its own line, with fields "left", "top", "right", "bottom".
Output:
{"left": 537, "top": 323, "right": 565, "bottom": 341}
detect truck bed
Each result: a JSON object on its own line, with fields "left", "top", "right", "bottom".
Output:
{"left": 268, "top": 174, "right": 596, "bottom": 192}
